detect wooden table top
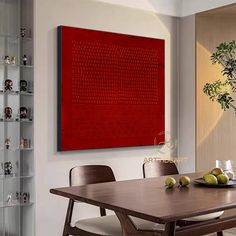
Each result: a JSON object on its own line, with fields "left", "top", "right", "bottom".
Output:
{"left": 50, "top": 172, "right": 236, "bottom": 224}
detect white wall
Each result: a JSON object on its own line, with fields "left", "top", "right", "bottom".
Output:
{"left": 178, "top": 15, "right": 196, "bottom": 173}
{"left": 96, "top": 0, "right": 181, "bottom": 16}
{"left": 34, "top": 0, "right": 179, "bottom": 235}
{"left": 181, "top": 0, "right": 236, "bottom": 16}
{"left": 97, "top": 0, "right": 236, "bottom": 17}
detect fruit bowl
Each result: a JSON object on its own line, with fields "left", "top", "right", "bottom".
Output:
{"left": 194, "top": 178, "right": 236, "bottom": 188}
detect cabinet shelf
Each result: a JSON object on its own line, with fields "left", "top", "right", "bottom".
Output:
{"left": 0, "top": 62, "right": 33, "bottom": 68}
{"left": 0, "top": 201, "right": 34, "bottom": 209}
{"left": 20, "top": 118, "right": 33, "bottom": 123}
{"left": 0, "top": 90, "right": 33, "bottom": 96}
{"left": 20, "top": 64, "right": 33, "bottom": 68}
{"left": 20, "top": 147, "right": 33, "bottom": 151}
{"left": 0, "top": 34, "right": 32, "bottom": 42}
{"left": 0, "top": 1, "right": 34, "bottom": 235}
{"left": 0, "top": 118, "right": 33, "bottom": 123}
{"left": 20, "top": 91, "right": 33, "bottom": 96}
{"left": 0, "top": 174, "right": 33, "bottom": 180}
{"left": 0, "top": 147, "right": 33, "bottom": 151}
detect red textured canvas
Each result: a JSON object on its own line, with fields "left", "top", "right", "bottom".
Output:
{"left": 58, "top": 26, "right": 165, "bottom": 151}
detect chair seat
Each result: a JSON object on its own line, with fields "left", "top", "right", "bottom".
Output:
{"left": 130, "top": 216, "right": 165, "bottom": 231}
{"left": 75, "top": 215, "right": 165, "bottom": 235}
{"left": 184, "top": 211, "right": 224, "bottom": 222}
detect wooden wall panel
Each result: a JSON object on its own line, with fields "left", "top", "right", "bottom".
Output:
{"left": 196, "top": 15, "right": 236, "bottom": 172}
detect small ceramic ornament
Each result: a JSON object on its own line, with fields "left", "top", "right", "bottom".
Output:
{"left": 2, "top": 161, "right": 13, "bottom": 175}
{"left": 5, "top": 107, "right": 12, "bottom": 119}
{"left": 22, "top": 55, "right": 27, "bottom": 66}
{"left": 5, "top": 79, "right": 13, "bottom": 91}
{"left": 11, "top": 56, "right": 16, "bottom": 65}
{"left": 20, "top": 27, "right": 26, "bottom": 38}
{"left": 5, "top": 138, "right": 10, "bottom": 149}
{"left": 3, "top": 56, "right": 10, "bottom": 64}
{"left": 20, "top": 80, "right": 27, "bottom": 92}
{"left": 20, "top": 107, "right": 28, "bottom": 119}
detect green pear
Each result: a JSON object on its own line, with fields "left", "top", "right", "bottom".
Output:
{"left": 204, "top": 174, "right": 218, "bottom": 185}
{"left": 211, "top": 168, "right": 224, "bottom": 176}
{"left": 179, "top": 176, "right": 191, "bottom": 187}
{"left": 203, "top": 173, "right": 210, "bottom": 181}
{"left": 217, "top": 173, "right": 229, "bottom": 184}
{"left": 165, "top": 177, "right": 176, "bottom": 188}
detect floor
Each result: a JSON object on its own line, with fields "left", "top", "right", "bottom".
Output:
{"left": 208, "top": 233, "right": 233, "bottom": 236}
{"left": 217, "top": 233, "right": 234, "bottom": 236}
{"left": 208, "top": 229, "right": 236, "bottom": 235}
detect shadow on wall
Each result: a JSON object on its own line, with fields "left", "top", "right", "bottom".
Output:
{"left": 148, "top": 0, "right": 180, "bottom": 17}
{"left": 196, "top": 41, "right": 224, "bottom": 146}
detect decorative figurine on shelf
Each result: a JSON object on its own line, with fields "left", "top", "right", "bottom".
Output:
{"left": 20, "top": 138, "right": 24, "bottom": 149}
{"left": 16, "top": 192, "right": 21, "bottom": 201}
{"left": 11, "top": 56, "right": 16, "bottom": 65}
{"left": 2, "top": 161, "right": 13, "bottom": 176}
{"left": 5, "top": 138, "right": 10, "bottom": 149}
{"left": 20, "top": 27, "right": 26, "bottom": 38}
{"left": 20, "top": 138, "right": 30, "bottom": 149}
{"left": 5, "top": 79, "right": 13, "bottom": 91}
{"left": 20, "top": 107, "right": 28, "bottom": 119}
{"left": 6, "top": 194, "right": 12, "bottom": 204}
{"left": 20, "top": 80, "right": 27, "bottom": 92}
{"left": 22, "top": 55, "right": 28, "bottom": 66}
{"left": 3, "top": 56, "right": 10, "bottom": 64}
{"left": 16, "top": 192, "right": 30, "bottom": 203}
{"left": 22, "top": 192, "right": 30, "bottom": 203}
{"left": 5, "top": 107, "right": 12, "bottom": 119}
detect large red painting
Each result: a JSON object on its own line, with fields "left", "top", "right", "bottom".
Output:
{"left": 58, "top": 26, "right": 165, "bottom": 151}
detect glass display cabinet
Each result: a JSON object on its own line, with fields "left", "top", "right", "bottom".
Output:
{"left": 0, "top": 0, "right": 34, "bottom": 235}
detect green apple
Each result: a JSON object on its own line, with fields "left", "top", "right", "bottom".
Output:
{"left": 179, "top": 176, "right": 191, "bottom": 187}
{"left": 211, "top": 168, "right": 224, "bottom": 176}
{"left": 204, "top": 174, "right": 218, "bottom": 185}
{"left": 165, "top": 177, "right": 176, "bottom": 188}
{"left": 217, "top": 173, "right": 229, "bottom": 184}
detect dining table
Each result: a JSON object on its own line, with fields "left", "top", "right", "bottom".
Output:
{"left": 50, "top": 172, "right": 236, "bottom": 236}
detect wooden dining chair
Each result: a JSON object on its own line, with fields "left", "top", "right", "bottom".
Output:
{"left": 143, "top": 160, "right": 179, "bottom": 178}
{"left": 143, "top": 161, "right": 224, "bottom": 236}
{"left": 63, "top": 165, "right": 166, "bottom": 236}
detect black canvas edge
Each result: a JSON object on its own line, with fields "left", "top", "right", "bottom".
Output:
{"left": 57, "top": 26, "right": 62, "bottom": 151}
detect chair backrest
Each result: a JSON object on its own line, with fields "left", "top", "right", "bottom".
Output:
{"left": 143, "top": 161, "right": 179, "bottom": 178}
{"left": 70, "top": 165, "right": 116, "bottom": 186}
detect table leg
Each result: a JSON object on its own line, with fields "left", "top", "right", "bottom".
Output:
{"left": 115, "top": 211, "right": 137, "bottom": 236}
{"left": 115, "top": 211, "right": 163, "bottom": 236}
{"left": 164, "top": 222, "right": 176, "bottom": 236}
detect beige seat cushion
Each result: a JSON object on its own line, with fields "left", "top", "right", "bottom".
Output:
{"left": 75, "top": 212, "right": 223, "bottom": 235}
{"left": 75, "top": 215, "right": 165, "bottom": 235}
{"left": 184, "top": 211, "right": 224, "bottom": 222}
{"left": 130, "top": 216, "right": 165, "bottom": 231}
